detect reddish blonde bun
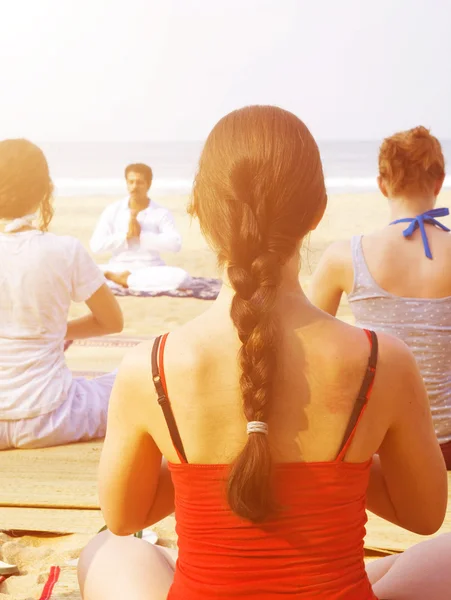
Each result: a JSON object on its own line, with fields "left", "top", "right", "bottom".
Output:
{"left": 379, "top": 126, "right": 445, "bottom": 196}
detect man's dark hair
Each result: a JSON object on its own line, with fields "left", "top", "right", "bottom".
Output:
{"left": 125, "top": 163, "right": 153, "bottom": 186}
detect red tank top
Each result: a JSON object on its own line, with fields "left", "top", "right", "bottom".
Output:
{"left": 151, "top": 330, "right": 379, "bottom": 599}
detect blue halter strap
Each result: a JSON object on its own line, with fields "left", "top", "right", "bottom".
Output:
{"left": 390, "top": 207, "right": 450, "bottom": 259}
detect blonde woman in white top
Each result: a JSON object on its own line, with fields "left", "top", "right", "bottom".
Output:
{"left": 0, "top": 139, "right": 123, "bottom": 449}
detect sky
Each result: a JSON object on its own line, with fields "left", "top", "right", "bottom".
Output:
{"left": 0, "top": 0, "right": 450, "bottom": 142}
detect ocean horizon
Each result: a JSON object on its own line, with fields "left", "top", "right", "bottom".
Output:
{"left": 38, "top": 140, "right": 451, "bottom": 197}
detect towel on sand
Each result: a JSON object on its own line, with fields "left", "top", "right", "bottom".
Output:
{"left": 39, "top": 566, "right": 60, "bottom": 599}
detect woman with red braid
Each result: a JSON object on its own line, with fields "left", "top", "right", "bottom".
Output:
{"left": 79, "top": 108, "right": 450, "bottom": 600}
{"left": 310, "top": 126, "right": 451, "bottom": 468}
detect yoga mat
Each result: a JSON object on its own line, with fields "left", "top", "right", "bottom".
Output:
{"left": 72, "top": 336, "right": 144, "bottom": 348}
{"left": 112, "top": 276, "right": 221, "bottom": 300}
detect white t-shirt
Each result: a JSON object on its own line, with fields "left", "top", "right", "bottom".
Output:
{"left": 0, "top": 230, "right": 105, "bottom": 420}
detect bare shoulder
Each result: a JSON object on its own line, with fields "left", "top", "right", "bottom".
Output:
{"left": 314, "top": 240, "right": 354, "bottom": 279}
{"left": 113, "top": 340, "right": 156, "bottom": 406}
{"left": 325, "top": 321, "right": 416, "bottom": 377}
{"left": 324, "top": 325, "right": 424, "bottom": 425}
{"left": 322, "top": 239, "right": 352, "bottom": 263}
{"left": 440, "top": 229, "right": 451, "bottom": 251}
{"left": 376, "top": 330, "right": 421, "bottom": 376}
{"left": 320, "top": 240, "right": 352, "bottom": 265}
{"left": 116, "top": 333, "right": 195, "bottom": 395}
{"left": 311, "top": 240, "right": 354, "bottom": 299}
{"left": 328, "top": 239, "right": 352, "bottom": 256}
{"left": 371, "top": 330, "right": 425, "bottom": 412}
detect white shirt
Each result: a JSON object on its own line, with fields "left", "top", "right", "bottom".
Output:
{"left": 0, "top": 230, "right": 105, "bottom": 420}
{"left": 90, "top": 198, "right": 182, "bottom": 269}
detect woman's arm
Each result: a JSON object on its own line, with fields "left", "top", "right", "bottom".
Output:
{"left": 308, "top": 241, "right": 352, "bottom": 316}
{"left": 66, "top": 240, "right": 124, "bottom": 340}
{"left": 66, "top": 284, "right": 124, "bottom": 340}
{"left": 366, "top": 337, "right": 448, "bottom": 535}
{"left": 98, "top": 345, "right": 175, "bottom": 535}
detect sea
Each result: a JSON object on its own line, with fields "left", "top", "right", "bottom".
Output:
{"left": 39, "top": 140, "right": 451, "bottom": 198}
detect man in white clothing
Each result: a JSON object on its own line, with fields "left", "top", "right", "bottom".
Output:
{"left": 90, "top": 163, "right": 191, "bottom": 292}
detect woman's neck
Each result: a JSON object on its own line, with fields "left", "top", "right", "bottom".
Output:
{"left": 388, "top": 195, "right": 436, "bottom": 221}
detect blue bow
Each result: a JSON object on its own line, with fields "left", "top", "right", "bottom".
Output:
{"left": 390, "top": 207, "right": 450, "bottom": 259}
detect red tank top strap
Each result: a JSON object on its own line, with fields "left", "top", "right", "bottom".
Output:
{"left": 335, "top": 329, "right": 378, "bottom": 462}
{"left": 151, "top": 333, "right": 188, "bottom": 464}
{"left": 158, "top": 333, "right": 169, "bottom": 392}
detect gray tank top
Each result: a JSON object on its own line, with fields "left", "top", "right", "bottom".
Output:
{"left": 348, "top": 235, "right": 451, "bottom": 444}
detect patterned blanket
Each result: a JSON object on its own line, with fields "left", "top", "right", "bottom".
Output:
{"left": 112, "top": 276, "right": 221, "bottom": 300}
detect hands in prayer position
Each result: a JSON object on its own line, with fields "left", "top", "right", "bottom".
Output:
{"left": 127, "top": 210, "right": 141, "bottom": 240}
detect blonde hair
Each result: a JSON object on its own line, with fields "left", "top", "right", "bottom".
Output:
{"left": 0, "top": 139, "right": 54, "bottom": 231}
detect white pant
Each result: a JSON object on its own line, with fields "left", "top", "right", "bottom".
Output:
{"left": 101, "top": 263, "right": 191, "bottom": 293}
{"left": 0, "top": 372, "right": 115, "bottom": 450}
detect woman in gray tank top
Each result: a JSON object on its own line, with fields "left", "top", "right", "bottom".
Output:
{"left": 310, "top": 126, "right": 451, "bottom": 468}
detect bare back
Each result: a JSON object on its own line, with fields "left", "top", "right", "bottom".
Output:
{"left": 144, "top": 297, "right": 396, "bottom": 467}
{"left": 97, "top": 114, "right": 447, "bottom": 553}
{"left": 359, "top": 224, "right": 451, "bottom": 299}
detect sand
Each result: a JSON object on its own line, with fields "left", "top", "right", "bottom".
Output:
{"left": 62, "top": 191, "right": 394, "bottom": 342}
{"left": 2, "top": 190, "right": 451, "bottom": 599}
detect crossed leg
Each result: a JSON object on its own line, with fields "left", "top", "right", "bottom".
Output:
{"left": 79, "top": 531, "right": 451, "bottom": 599}
{"left": 366, "top": 533, "right": 451, "bottom": 599}
{"left": 78, "top": 531, "right": 176, "bottom": 600}
{"left": 104, "top": 267, "right": 190, "bottom": 292}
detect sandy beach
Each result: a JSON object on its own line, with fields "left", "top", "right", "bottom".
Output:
{"left": 2, "top": 189, "right": 451, "bottom": 599}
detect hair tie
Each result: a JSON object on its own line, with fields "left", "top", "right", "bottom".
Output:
{"left": 247, "top": 421, "right": 268, "bottom": 435}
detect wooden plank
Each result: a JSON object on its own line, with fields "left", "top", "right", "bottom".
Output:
{"left": 0, "top": 507, "right": 103, "bottom": 534}
{"left": 1, "top": 439, "right": 449, "bottom": 547}
{"left": 0, "top": 442, "right": 102, "bottom": 509}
